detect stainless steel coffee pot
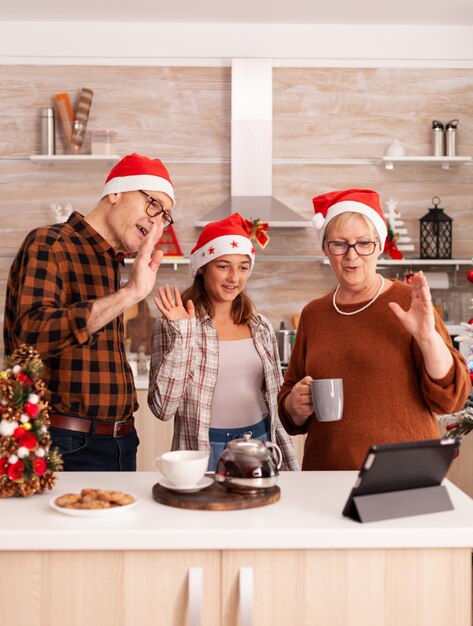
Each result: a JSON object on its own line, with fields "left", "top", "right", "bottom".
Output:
{"left": 276, "top": 321, "right": 296, "bottom": 365}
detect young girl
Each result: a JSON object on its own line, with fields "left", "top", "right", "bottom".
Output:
{"left": 148, "top": 213, "right": 299, "bottom": 471}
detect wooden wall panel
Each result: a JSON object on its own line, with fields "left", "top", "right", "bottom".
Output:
{"left": 274, "top": 68, "right": 473, "bottom": 158}
{"left": 1, "top": 64, "right": 472, "bottom": 360}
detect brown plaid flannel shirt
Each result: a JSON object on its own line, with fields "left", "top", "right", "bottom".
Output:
{"left": 3, "top": 211, "right": 137, "bottom": 421}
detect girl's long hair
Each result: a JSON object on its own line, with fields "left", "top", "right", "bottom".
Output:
{"left": 181, "top": 274, "right": 255, "bottom": 324}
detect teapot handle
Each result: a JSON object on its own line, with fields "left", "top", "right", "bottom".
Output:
{"left": 266, "top": 442, "right": 282, "bottom": 470}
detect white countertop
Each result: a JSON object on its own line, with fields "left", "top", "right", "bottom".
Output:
{"left": 1, "top": 472, "right": 473, "bottom": 552}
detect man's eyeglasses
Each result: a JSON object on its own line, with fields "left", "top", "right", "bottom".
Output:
{"left": 139, "top": 190, "right": 174, "bottom": 226}
{"left": 326, "top": 240, "right": 378, "bottom": 256}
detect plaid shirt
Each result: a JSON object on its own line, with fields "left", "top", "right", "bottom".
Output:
{"left": 148, "top": 313, "right": 299, "bottom": 471}
{"left": 3, "top": 212, "right": 137, "bottom": 421}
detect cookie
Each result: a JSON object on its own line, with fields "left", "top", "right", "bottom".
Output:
{"left": 55, "top": 493, "right": 81, "bottom": 507}
{"left": 55, "top": 488, "right": 135, "bottom": 510}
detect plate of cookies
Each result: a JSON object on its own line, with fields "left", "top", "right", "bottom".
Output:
{"left": 50, "top": 488, "right": 138, "bottom": 517}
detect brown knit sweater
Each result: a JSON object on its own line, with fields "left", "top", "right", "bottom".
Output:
{"left": 278, "top": 280, "right": 471, "bottom": 471}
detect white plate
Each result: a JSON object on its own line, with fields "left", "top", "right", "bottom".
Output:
{"left": 49, "top": 494, "right": 139, "bottom": 517}
{"left": 158, "top": 476, "right": 213, "bottom": 493}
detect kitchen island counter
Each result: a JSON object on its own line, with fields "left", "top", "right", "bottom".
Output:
{"left": 2, "top": 471, "right": 473, "bottom": 551}
{"left": 2, "top": 471, "right": 472, "bottom": 626}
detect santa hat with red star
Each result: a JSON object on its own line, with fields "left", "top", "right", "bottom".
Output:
{"left": 102, "top": 153, "right": 175, "bottom": 206}
{"left": 190, "top": 213, "right": 256, "bottom": 277}
{"left": 312, "top": 188, "right": 387, "bottom": 251}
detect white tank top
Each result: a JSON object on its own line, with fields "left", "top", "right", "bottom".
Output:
{"left": 210, "top": 339, "right": 267, "bottom": 429}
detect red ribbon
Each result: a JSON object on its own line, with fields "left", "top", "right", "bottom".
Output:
{"left": 383, "top": 235, "right": 403, "bottom": 260}
{"left": 245, "top": 218, "right": 270, "bottom": 250}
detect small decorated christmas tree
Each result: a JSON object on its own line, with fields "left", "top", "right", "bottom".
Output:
{"left": 0, "top": 345, "right": 62, "bottom": 497}
{"left": 155, "top": 224, "right": 184, "bottom": 258}
{"left": 383, "top": 197, "right": 415, "bottom": 259}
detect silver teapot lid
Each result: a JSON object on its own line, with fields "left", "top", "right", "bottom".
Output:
{"left": 226, "top": 433, "right": 267, "bottom": 456}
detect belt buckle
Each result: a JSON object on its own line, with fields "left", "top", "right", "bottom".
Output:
{"left": 113, "top": 418, "right": 127, "bottom": 438}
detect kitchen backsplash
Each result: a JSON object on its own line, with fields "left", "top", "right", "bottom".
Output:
{"left": 1, "top": 65, "right": 472, "bottom": 357}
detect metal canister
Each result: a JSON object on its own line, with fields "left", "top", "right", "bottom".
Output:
{"left": 445, "top": 119, "right": 459, "bottom": 157}
{"left": 41, "top": 107, "right": 55, "bottom": 155}
{"left": 431, "top": 120, "right": 444, "bottom": 156}
{"left": 276, "top": 321, "right": 296, "bottom": 365}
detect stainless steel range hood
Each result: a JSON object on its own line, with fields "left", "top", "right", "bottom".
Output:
{"left": 194, "top": 58, "right": 310, "bottom": 228}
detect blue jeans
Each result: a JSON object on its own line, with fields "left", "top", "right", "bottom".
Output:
{"left": 50, "top": 426, "right": 140, "bottom": 471}
{"left": 208, "top": 416, "right": 270, "bottom": 472}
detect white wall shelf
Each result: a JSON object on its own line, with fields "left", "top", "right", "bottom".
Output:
{"left": 273, "top": 158, "right": 379, "bottom": 166}
{"left": 124, "top": 257, "right": 190, "bottom": 271}
{"left": 163, "top": 157, "right": 230, "bottom": 164}
{"left": 321, "top": 257, "right": 472, "bottom": 269}
{"left": 273, "top": 157, "right": 472, "bottom": 171}
{"left": 30, "top": 155, "right": 120, "bottom": 163}
{"left": 382, "top": 155, "right": 472, "bottom": 170}
{"left": 3, "top": 155, "right": 470, "bottom": 171}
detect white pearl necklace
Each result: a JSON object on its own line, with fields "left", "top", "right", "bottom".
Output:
{"left": 332, "top": 274, "right": 385, "bottom": 316}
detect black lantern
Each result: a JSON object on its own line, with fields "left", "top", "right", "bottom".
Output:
{"left": 419, "top": 196, "right": 453, "bottom": 259}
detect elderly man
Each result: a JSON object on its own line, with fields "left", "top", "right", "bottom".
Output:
{"left": 3, "top": 153, "right": 175, "bottom": 471}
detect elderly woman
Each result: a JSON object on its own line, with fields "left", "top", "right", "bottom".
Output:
{"left": 278, "top": 188, "right": 471, "bottom": 470}
{"left": 148, "top": 212, "right": 299, "bottom": 472}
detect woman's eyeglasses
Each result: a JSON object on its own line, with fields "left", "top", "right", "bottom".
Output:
{"left": 139, "top": 190, "right": 174, "bottom": 225}
{"left": 326, "top": 240, "right": 377, "bottom": 256}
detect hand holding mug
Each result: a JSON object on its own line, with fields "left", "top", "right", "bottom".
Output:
{"left": 284, "top": 376, "right": 314, "bottom": 426}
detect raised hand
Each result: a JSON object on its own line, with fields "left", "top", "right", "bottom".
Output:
{"left": 154, "top": 284, "right": 195, "bottom": 321}
{"left": 126, "top": 222, "right": 164, "bottom": 302}
{"left": 388, "top": 271, "right": 436, "bottom": 341}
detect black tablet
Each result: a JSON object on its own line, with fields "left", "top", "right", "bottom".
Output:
{"left": 342, "top": 437, "right": 462, "bottom": 523}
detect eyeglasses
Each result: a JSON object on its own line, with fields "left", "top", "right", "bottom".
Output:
{"left": 139, "top": 190, "right": 174, "bottom": 225}
{"left": 326, "top": 240, "right": 378, "bottom": 256}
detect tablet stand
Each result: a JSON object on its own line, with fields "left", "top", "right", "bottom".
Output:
{"left": 348, "top": 485, "right": 453, "bottom": 523}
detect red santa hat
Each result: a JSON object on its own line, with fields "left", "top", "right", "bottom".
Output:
{"left": 312, "top": 188, "right": 387, "bottom": 251}
{"left": 103, "top": 153, "right": 175, "bottom": 206}
{"left": 190, "top": 213, "right": 256, "bottom": 277}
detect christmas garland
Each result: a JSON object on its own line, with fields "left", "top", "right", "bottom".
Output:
{"left": 439, "top": 399, "right": 473, "bottom": 439}
{"left": 438, "top": 320, "right": 473, "bottom": 440}
{"left": 0, "top": 345, "right": 62, "bottom": 497}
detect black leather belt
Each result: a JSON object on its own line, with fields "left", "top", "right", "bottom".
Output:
{"left": 49, "top": 414, "right": 134, "bottom": 438}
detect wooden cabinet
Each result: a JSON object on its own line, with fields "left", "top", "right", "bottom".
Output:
{"left": 135, "top": 389, "right": 175, "bottom": 471}
{"left": 446, "top": 427, "right": 473, "bottom": 498}
{"left": 221, "top": 548, "right": 471, "bottom": 626}
{"left": 4, "top": 550, "right": 221, "bottom": 626}
{"left": 6, "top": 547, "right": 470, "bottom": 626}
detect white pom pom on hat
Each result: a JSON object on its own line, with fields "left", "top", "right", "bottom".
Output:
{"left": 102, "top": 153, "right": 175, "bottom": 206}
{"left": 312, "top": 188, "right": 388, "bottom": 251}
{"left": 312, "top": 212, "right": 326, "bottom": 230}
{"left": 190, "top": 213, "right": 256, "bottom": 277}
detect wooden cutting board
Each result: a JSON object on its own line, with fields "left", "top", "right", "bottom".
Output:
{"left": 152, "top": 480, "right": 280, "bottom": 511}
{"left": 125, "top": 299, "right": 154, "bottom": 354}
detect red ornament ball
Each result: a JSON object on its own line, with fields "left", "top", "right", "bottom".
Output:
{"left": 24, "top": 401, "right": 39, "bottom": 418}
{"left": 32, "top": 457, "right": 47, "bottom": 477}
{"left": 468, "top": 318, "right": 473, "bottom": 325}
{"left": 467, "top": 269, "right": 473, "bottom": 284}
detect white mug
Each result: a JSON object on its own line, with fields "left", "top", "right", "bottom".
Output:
{"left": 310, "top": 378, "right": 344, "bottom": 422}
{"left": 154, "top": 450, "right": 209, "bottom": 487}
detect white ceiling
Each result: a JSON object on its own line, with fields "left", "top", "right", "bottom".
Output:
{"left": 2, "top": 0, "right": 473, "bottom": 25}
